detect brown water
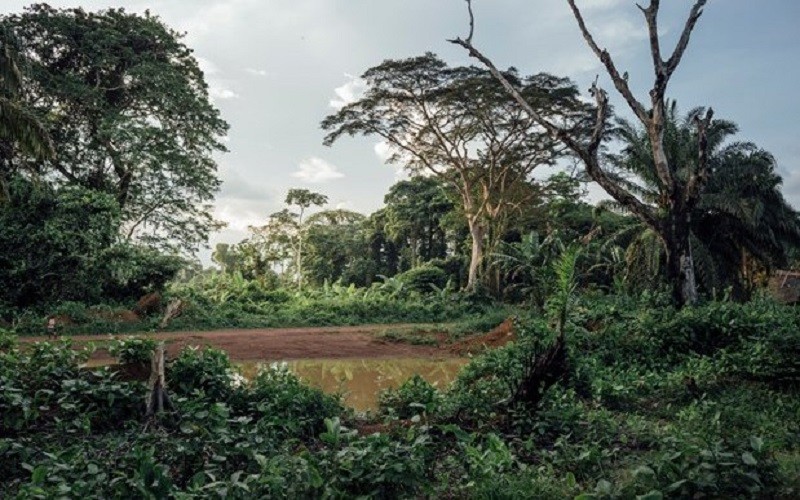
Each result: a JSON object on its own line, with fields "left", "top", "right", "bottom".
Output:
{"left": 239, "top": 357, "right": 468, "bottom": 411}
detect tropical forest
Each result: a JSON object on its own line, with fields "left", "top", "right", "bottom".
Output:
{"left": 1, "top": 1, "right": 799, "bottom": 498}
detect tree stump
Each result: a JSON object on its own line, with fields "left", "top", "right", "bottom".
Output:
{"left": 145, "top": 343, "right": 174, "bottom": 420}
{"left": 159, "top": 299, "right": 184, "bottom": 329}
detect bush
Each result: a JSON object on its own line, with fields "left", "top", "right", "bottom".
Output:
{"left": 395, "top": 265, "right": 448, "bottom": 294}
{"left": 108, "top": 337, "right": 157, "bottom": 365}
{"left": 443, "top": 318, "right": 553, "bottom": 425}
{"left": 4, "top": 294, "right": 799, "bottom": 497}
{"left": 379, "top": 374, "right": 442, "bottom": 419}
{"left": 99, "top": 244, "right": 184, "bottom": 302}
{"left": 167, "top": 346, "right": 238, "bottom": 401}
{"left": 0, "top": 341, "right": 143, "bottom": 437}
{"left": 243, "top": 363, "right": 342, "bottom": 439}
{"left": 0, "top": 328, "right": 16, "bottom": 351}
{"left": 427, "top": 256, "right": 466, "bottom": 287}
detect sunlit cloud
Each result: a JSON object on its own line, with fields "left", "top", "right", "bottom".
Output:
{"left": 245, "top": 67, "right": 269, "bottom": 77}
{"left": 329, "top": 73, "right": 367, "bottom": 109}
{"left": 292, "top": 157, "right": 345, "bottom": 183}
{"left": 209, "top": 86, "right": 239, "bottom": 100}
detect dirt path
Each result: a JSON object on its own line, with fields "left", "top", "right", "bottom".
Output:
{"left": 20, "top": 324, "right": 458, "bottom": 363}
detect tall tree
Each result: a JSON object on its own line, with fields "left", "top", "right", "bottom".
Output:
{"left": 285, "top": 188, "right": 328, "bottom": 289}
{"left": 0, "top": 178, "right": 118, "bottom": 308}
{"left": 1, "top": 5, "right": 228, "bottom": 252}
{"left": 248, "top": 209, "right": 297, "bottom": 280}
{"left": 451, "top": 0, "right": 714, "bottom": 306}
{"left": 383, "top": 176, "right": 454, "bottom": 268}
{"left": 304, "top": 209, "right": 373, "bottom": 286}
{"left": 322, "top": 53, "right": 587, "bottom": 289}
{"left": 606, "top": 104, "right": 800, "bottom": 297}
{"left": 0, "top": 27, "right": 53, "bottom": 199}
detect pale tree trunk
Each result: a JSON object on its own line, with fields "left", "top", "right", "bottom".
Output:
{"left": 662, "top": 214, "right": 698, "bottom": 307}
{"left": 145, "top": 343, "right": 174, "bottom": 421}
{"left": 467, "top": 217, "right": 485, "bottom": 290}
{"left": 296, "top": 208, "right": 305, "bottom": 291}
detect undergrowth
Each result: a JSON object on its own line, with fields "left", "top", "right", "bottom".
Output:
{"left": 2, "top": 295, "right": 798, "bottom": 498}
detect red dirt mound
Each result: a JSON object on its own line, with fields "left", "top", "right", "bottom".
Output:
{"left": 134, "top": 292, "right": 162, "bottom": 316}
{"left": 449, "top": 318, "right": 516, "bottom": 355}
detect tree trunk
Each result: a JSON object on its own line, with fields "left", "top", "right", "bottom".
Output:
{"left": 146, "top": 342, "right": 174, "bottom": 419}
{"left": 662, "top": 214, "right": 698, "bottom": 307}
{"left": 467, "top": 218, "right": 485, "bottom": 290}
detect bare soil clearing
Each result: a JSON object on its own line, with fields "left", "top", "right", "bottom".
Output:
{"left": 21, "top": 324, "right": 461, "bottom": 363}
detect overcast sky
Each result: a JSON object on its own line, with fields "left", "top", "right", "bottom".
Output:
{"left": 4, "top": 0, "right": 800, "bottom": 262}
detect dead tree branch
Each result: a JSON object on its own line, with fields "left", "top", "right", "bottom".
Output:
{"left": 666, "top": 1, "right": 708, "bottom": 79}
{"left": 684, "top": 107, "right": 715, "bottom": 207}
{"left": 565, "top": 0, "right": 648, "bottom": 123}
{"left": 448, "top": 0, "right": 658, "bottom": 228}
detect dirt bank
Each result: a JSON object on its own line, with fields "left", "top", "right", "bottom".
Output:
{"left": 20, "top": 324, "right": 458, "bottom": 363}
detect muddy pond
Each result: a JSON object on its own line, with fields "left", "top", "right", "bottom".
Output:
{"left": 239, "top": 357, "right": 468, "bottom": 411}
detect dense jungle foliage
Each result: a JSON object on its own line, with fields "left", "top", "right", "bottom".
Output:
{"left": 2, "top": 2, "right": 800, "bottom": 499}
{"left": 1, "top": 295, "right": 799, "bottom": 497}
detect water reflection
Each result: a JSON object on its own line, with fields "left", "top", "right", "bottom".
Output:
{"left": 239, "top": 358, "right": 467, "bottom": 411}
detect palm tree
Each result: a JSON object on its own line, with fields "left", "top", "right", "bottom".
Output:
{"left": 0, "top": 28, "right": 54, "bottom": 199}
{"left": 603, "top": 102, "right": 800, "bottom": 298}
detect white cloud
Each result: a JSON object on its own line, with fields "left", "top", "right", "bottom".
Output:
{"left": 373, "top": 141, "right": 394, "bottom": 162}
{"left": 178, "top": 0, "right": 260, "bottom": 40}
{"left": 292, "top": 157, "right": 345, "bottom": 183}
{"left": 196, "top": 56, "right": 239, "bottom": 101}
{"left": 335, "top": 200, "right": 354, "bottom": 210}
{"left": 245, "top": 67, "right": 269, "bottom": 77}
{"left": 329, "top": 73, "right": 367, "bottom": 109}
{"left": 374, "top": 141, "right": 410, "bottom": 181}
{"left": 196, "top": 56, "right": 219, "bottom": 76}
{"left": 209, "top": 86, "right": 239, "bottom": 100}
{"left": 597, "top": 17, "right": 647, "bottom": 44}
{"left": 215, "top": 201, "right": 265, "bottom": 233}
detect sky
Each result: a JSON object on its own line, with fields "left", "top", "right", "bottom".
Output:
{"left": 3, "top": 0, "right": 800, "bottom": 263}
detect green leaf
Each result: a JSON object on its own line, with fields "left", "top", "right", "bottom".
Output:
{"left": 750, "top": 436, "right": 764, "bottom": 452}
{"left": 633, "top": 465, "right": 656, "bottom": 477}
{"left": 665, "top": 479, "right": 688, "bottom": 492}
{"left": 741, "top": 452, "right": 757, "bottom": 466}
{"left": 566, "top": 472, "right": 577, "bottom": 489}
{"left": 595, "top": 479, "right": 612, "bottom": 495}
{"left": 636, "top": 491, "right": 663, "bottom": 500}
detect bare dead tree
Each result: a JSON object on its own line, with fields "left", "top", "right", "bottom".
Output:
{"left": 450, "top": 0, "right": 715, "bottom": 307}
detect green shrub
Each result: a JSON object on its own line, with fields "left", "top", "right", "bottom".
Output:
{"left": 316, "top": 417, "right": 432, "bottom": 497}
{"left": 51, "top": 301, "right": 91, "bottom": 323}
{"left": 108, "top": 337, "right": 157, "bottom": 364}
{"left": 586, "top": 436, "right": 780, "bottom": 499}
{"left": 395, "top": 265, "right": 448, "bottom": 294}
{"left": 4, "top": 294, "right": 800, "bottom": 497}
{"left": 443, "top": 318, "right": 553, "bottom": 424}
{"left": 0, "top": 328, "right": 16, "bottom": 351}
{"left": 0, "top": 341, "right": 143, "bottom": 437}
{"left": 379, "top": 374, "right": 442, "bottom": 419}
{"left": 243, "top": 363, "right": 342, "bottom": 440}
{"left": 167, "top": 346, "right": 237, "bottom": 400}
